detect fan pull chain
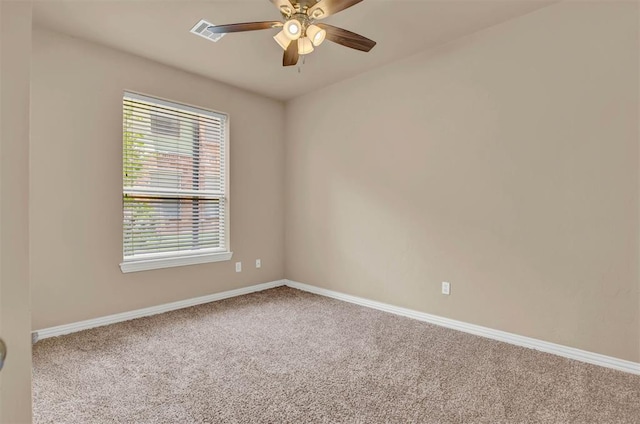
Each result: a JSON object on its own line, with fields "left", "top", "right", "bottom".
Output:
{"left": 298, "top": 55, "right": 306, "bottom": 74}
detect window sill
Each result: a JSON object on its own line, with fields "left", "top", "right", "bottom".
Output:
{"left": 120, "top": 251, "right": 233, "bottom": 273}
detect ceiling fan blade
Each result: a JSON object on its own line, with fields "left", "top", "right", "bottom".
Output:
{"left": 308, "top": 0, "right": 364, "bottom": 19}
{"left": 207, "top": 21, "right": 281, "bottom": 34}
{"left": 269, "top": 0, "right": 295, "bottom": 15}
{"left": 283, "top": 40, "right": 299, "bottom": 66}
{"left": 316, "top": 24, "right": 376, "bottom": 52}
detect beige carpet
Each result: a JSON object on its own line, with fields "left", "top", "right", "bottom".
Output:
{"left": 33, "top": 287, "right": 640, "bottom": 423}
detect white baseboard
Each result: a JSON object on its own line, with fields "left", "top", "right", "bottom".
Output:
{"left": 35, "top": 279, "right": 286, "bottom": 340}
{"left": 34, "top": 277, "right": 639, "bottom": 376}
{"left": 284, "top": 279, "right": 640, "bottom": 376}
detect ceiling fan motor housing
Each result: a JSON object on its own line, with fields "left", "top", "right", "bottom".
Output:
{"left": 293, "top": 13, "right": 311, "bottom": 33}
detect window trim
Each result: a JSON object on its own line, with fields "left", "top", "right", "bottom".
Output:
{"left": 120, "top": 250, "right": 233, "bottom": 273}
{"left": 120, "top": 91, "right": 231, "bottom": 273}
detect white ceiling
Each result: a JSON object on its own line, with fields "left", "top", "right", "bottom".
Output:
{"left": 34, "top": 0, "right": 556, "bottom": 101}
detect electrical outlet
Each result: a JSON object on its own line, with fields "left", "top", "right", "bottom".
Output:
{"left": 256, "top": 259, "right": 261, "bottom": 268}
{"left": 442, "top": 281, "right": 451, "bottom": 295}
{"left": 235, "top": 262, "right": 242, "bottom": 272}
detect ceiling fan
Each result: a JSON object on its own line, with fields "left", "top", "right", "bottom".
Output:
{"left": 207, "top": 0, "right": 376, "bottom": 67}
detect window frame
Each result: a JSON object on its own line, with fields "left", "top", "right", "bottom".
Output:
{"left": 120, "top": 91, "right": 232, "bottom": 273}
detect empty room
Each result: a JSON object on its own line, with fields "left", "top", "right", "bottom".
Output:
{"left": 0, "top": 0, "right": 639, "bottom": 422}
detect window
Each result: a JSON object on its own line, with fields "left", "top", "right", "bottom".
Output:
{"left": 150, "top": 171, "right": 181, "bottom": 220}
{"left": 150, "top": 113, "right": 180, "bottom": 137}
{"left": 120, "top": 92, "right": 231, "bottom": 273}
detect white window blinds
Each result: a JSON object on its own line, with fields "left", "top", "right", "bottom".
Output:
{"left": 122, "top": 92, "right": 228, "bottom": 266}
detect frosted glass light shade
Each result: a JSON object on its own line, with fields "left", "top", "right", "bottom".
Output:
{"left": 273, "top": 30, "right": 291, "bottom": 50}
{"left": 283, "top": 19, "right": 302, "bottom": 40}
{"left": 298, "top": 37, "right": 314, "bottom": 55}
{"left": 306, "top": 25, "right": 326, "bottom": 46}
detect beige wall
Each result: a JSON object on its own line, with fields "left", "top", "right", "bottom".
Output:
{"left": 30, "top": 28, "right": 285, "bottom": 330}
{"left": 285, "top": 1, "right": 640, "bottom": 362}
{"left": 1, "top": 2, "right": 33, "bottom": 422}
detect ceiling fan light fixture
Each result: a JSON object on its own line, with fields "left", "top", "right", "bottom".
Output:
{"left": 306, "top": 24, "right": 326, "bottom": 46}
{"left": 273, "top": 30, "right": 292, "bottom": 50}
{"left": 310, "top": 8, "right": 325, "bottom": 19}
{"left": 298, "top": 37, "right": 314, "bottom": 55}
{"left": 283, "top": 19, "right": 302, "bottom": 40}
